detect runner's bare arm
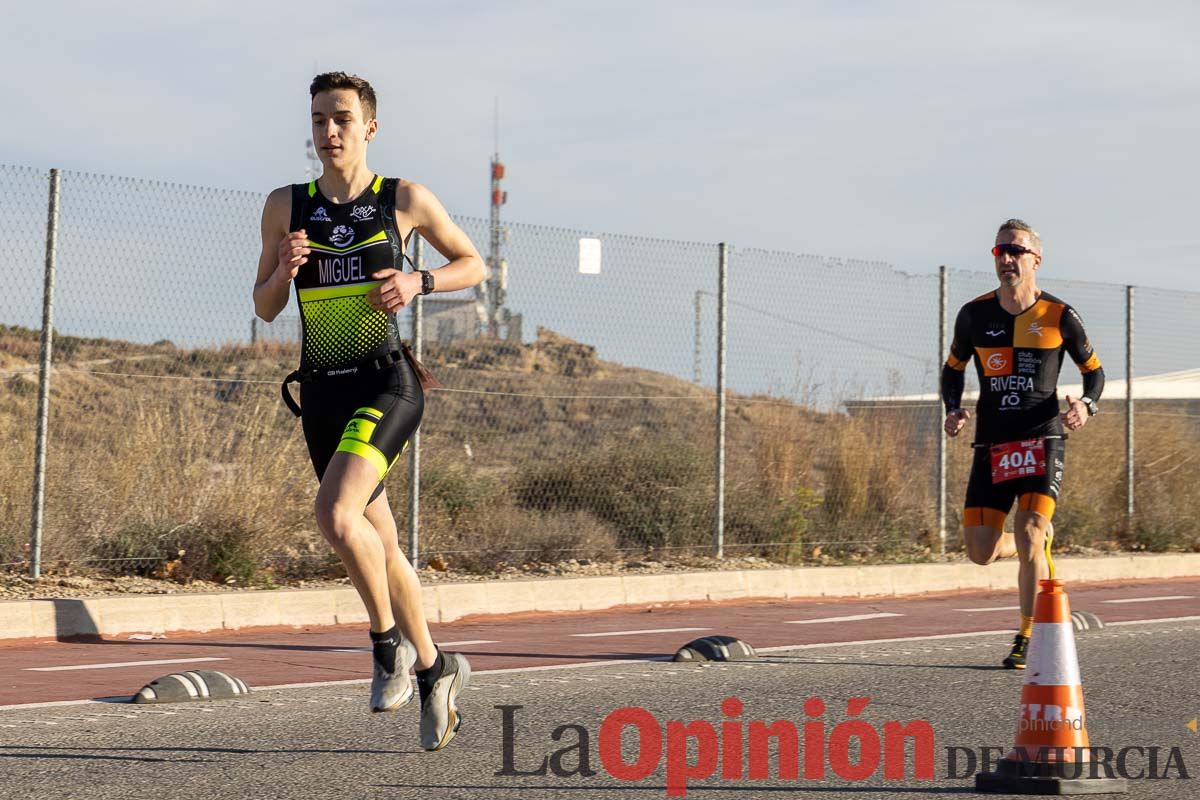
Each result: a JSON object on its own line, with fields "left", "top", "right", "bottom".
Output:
{"left": 403, "top": 181, "right": 486, "bottom": 291}
{"left": 369, "top": 181, "right": 485, "bottom": 313}
{"left": 253, "top": 186, "right": 309, "bottom": 322}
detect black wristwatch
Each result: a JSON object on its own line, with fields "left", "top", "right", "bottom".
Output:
{"left": 1080, "top": 397, "right": 1098, "bottom": 417}
{"left": 418, "top": 270, "right": 435, "bottom": 295}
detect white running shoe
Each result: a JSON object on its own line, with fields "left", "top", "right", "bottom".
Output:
{"left": 369, "top": 637, "right": 417, "bottom": 713}
{"left": 420, "top": 652, "right": 471, "bottom": 750}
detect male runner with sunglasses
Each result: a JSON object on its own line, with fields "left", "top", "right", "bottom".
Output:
{"left": 941, "top": 219, "right": 1105, "bottom": 669}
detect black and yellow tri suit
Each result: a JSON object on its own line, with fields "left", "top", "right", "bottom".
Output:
{"left": 941, "top": 290, "right": 1105, "bottom": 530}
{"left": 282, "top": 176, "right": 422, "bottom": 501}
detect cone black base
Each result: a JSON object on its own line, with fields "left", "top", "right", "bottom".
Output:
{"left": 976, "top": 758, "right": 1127, "bottom": 795}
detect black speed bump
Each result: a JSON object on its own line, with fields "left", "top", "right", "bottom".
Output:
{"left": 1070, "top": 610, "right": 1104, "bottom": 632}
{"left": 673, "top": 635, "right": 758, "bottom": 662}
{"left": 134, "top": 670, "right": 250, "bottom": 704}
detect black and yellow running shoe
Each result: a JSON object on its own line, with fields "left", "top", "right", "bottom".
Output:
{"left": 1002, "top": 633, "right": 1030, "bottom": 669}
{"left": 1044, "top": 522, "right": 1055, "bottom": 579}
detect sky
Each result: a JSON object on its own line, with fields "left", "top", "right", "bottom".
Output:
{"left": 3, "top": 1, "right": 1198, "bottom": 292}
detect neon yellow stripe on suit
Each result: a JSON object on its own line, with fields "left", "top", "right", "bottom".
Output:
{"left": 342, "top": 418, "right": 377, "bottom": 441}
{"left": 297, "top": 281, "right": 381, "bottom": 302}
{"left": 336, "top": 439, "right": 390, "bottom": 480}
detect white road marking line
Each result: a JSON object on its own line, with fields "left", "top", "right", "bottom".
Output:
{"left": 327, "top": 639, "right": 497, "bottom": 653}
{"left": 5, "top": 616, "right": 1199, "bottom": 710}
{"left": 784, "top": 613, "right": 903, "bottom": 624}
{"left": 571, "top": 627, "right": 710, "bottom": 638}
{"left": 1106, "top": 616, "right": 1200, "bottom": 626}
{"left": 1101, "top": 595, "right": 1194, "bottom": 604}
{"left": 24, "top": 657, "right": 229, "bottom": 673}
{"left": 954, "top": 605, "right": 1021, "bottom": 612}
{"left": 756, "top": 628, "right": 1020, "bottom": 652}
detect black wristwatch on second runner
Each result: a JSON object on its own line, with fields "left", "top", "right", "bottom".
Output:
{"left": 418, "top": 270, "right": 435, "bottom": 295}
{"left": 1080, "top": 397, "right": 1098, "bottom": 417}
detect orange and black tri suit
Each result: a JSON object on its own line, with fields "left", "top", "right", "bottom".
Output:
{"left": 940, "top": 290, "right": 1105, "bottom": 530}
{"left": 280, "top": 176, "right": 421, "bottom": 502}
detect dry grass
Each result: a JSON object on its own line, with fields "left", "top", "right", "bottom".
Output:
{"left": 1, "top": 325, "right": 1196, "bottom": 583}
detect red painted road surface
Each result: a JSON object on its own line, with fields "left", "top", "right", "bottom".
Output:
{"left": 1, "top": 578, "right": 1196, "bottom": 707}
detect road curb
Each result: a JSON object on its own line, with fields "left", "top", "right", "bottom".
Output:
{"left": 2, "top": 553, "right": 1198, "bottom": 640}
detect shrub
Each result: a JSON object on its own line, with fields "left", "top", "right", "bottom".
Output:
{"left": 94, "top": 517, "right": 261, "bottom": 584}
{"left": 513, "top": 438, "right": 711, "bottom": 551}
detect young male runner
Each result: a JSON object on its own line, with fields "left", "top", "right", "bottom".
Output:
{"left": 941, "top": 219, "right": 1105, "bottom": 669}
{"left": 252, "top": 72, "right": 485, "bottom": 748}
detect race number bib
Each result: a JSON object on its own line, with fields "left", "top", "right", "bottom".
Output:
{"left": 990, "top": 439, "right": 1046, "bottom": 483}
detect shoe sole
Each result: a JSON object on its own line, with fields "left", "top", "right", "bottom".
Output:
{"left": 370, "top": 684, "right": 414, "bottom": 713}
{"left": 424, "top": 656, "right": 470, "bottom": 751}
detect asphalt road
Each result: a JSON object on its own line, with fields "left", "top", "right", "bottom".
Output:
{"left": 1, "top": 616, "right": 1197, "bottom": 799}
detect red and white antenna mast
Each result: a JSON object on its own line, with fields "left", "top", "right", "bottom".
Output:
{"left": 485, "top": 98, "right": 509, "bottom": 338}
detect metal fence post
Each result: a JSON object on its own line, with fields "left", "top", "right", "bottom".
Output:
{"left": 715, "top": 244, "right": 728, "bottom": 558}
{"left": 937, "top": 265, "right": 948, "bottom": 554}
{"left": 1125, "top": 284, "right": 1134, "bottom": 529}
{"left": 30, "top": 168, "right": 61, "bottom": 580}
{"left": 408, "top": 235, "right": 424, "bottom": 568}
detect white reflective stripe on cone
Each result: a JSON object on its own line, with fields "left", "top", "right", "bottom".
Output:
{"left": 1025, "top": 621, "right": 1081, "bottom": 686}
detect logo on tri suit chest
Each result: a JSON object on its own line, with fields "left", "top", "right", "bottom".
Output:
{"left": 977, "top": 347, "right": 1013, "bottom": 377}
{"left": 329, "top": 225, "right": 355, "bottom": 247}
{"left": 1026, "top": 321, "right": 1044, "bottom": 338}
{"left": 350, "top": 205, "right": 376, "bottom": 222}
{"left": 310, "top": 206, "right": 331, "bottom": 222}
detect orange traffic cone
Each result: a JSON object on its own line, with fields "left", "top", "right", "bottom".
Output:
{"left": 976, "top": 579, "right": 1127, "bottom": 794}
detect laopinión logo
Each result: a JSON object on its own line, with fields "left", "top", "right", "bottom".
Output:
{"left": 497, "top": 696, "right": 935, "bottom": 797}
{"left": 496, "top": 697, "right": 1191, "bottom": 798}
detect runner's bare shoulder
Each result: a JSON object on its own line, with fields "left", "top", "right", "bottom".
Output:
{"left": 262, "top": 185, "right": 292, "bottom": 225}
{"left": 392, "top": 179, "right": 442, "bottom": 215}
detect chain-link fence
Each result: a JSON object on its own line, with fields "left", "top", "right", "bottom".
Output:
{"left": 2, "top": 164, "right": 1198, "bottom": 582}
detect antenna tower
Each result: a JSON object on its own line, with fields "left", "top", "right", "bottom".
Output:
{"left": 484, "top": 98, "right": 509, "bottom": 338}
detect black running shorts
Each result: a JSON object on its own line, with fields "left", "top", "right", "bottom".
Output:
{"left": 963, "top": 437, "right": 1065, "bottom": 530}
{"left": 299, "top": 358, "right": 423, "bottom": 503}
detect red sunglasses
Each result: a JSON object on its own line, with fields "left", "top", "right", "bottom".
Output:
{"left": 992, "top": 243, "right": 1038, "bottom": 258}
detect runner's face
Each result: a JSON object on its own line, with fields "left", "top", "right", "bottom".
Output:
{"left": 993, "top": 229, "right": 1041, "bottom": 288}
{"left": 311, "top": 90, "right": 376, "bottom": 169}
